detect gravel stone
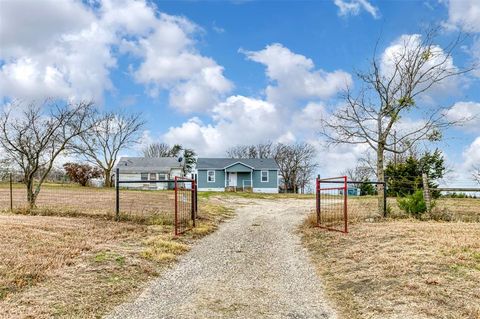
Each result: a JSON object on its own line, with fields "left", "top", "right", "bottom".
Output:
{"left": 107, "top": 197, "right": 336, "bottom": 319}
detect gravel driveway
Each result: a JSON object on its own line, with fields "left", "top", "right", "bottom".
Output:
{"left": 107, "top": 197, "right": 336, "bottom": 319}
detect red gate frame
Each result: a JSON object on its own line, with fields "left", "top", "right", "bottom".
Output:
{"left": 316, "top": 176, "right": 348, "bottom": 233}
{"left": 174, "top": 176, "right": 197, "bottom": 236}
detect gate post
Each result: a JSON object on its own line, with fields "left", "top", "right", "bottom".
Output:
{"left": 191, "top": 179, "right": 196, "bottom": 227}
{"left": 174, "top": 176, "right": 178, "bottom": 236}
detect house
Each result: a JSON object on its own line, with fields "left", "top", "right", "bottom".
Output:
{"left": 114, "top": 157, "right": 185, "bottom": 189}
{"left": 196, "top": 158, "right": 280, "bottom": 193}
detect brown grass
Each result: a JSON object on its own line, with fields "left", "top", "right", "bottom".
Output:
{"left": 347, "top": 196, "right": 480, "bottom": 222}
{"left": 0, "top": 198, "right": 233, "bottom": 318}
{"left": 0, "top": 183, "right": 176, "bottom": 221}
{"left": 301, "top": 217, "right": 480, "bottom": 319}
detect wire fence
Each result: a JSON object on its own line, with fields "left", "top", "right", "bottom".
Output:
{"left": 315, "top": 174, "right": 480, "bottom": 233}
{"left": 0, "top": 170, "right": 198, "bottom": 235}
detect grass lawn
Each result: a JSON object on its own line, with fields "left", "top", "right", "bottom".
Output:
{"left": 301, "top": 217, "right": 480, "bottom": 319}
{"left": 0, "top": 198, "right": 233, "bottom": 318}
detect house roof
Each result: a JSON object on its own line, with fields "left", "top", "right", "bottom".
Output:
{"left": 196, "top": 158, "right": 279, "bottom": 170}
{"left": 115, "top": 157, "right": 184, "bottom": 173}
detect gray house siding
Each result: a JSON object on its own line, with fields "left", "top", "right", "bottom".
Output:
{"left": 196, "top": 158, "right": 279, "bottom": 193}
{"left": 225, "top": 163, "right": 252, "bottom": 172}
{"left": 198, "top": 169, "right": 225, "bottom": 189}
{"left": 237, "top": 172, "right": 252, "bottom": 188}
{"left": 252, "top": 170, "right": 278, "bottom": 189}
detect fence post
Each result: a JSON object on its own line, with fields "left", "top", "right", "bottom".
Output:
{"left": 9, "top": 173, "right": 13, "bottom": 212}
{"left": 316, "top": 174, "right": 320, "bottom": 225}
{"left": 343, "top": 175, "right": 348, "bottom": 233}
{"left": 422, "top": 173, "right": 431, "bottom": 211}
{"left": 383, "top": 176, "right": 388, "bottom": 217}
{"left": 115, "top": 168, "right": 120, "bottom": 221}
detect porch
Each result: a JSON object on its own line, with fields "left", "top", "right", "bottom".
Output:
{"left": 224, "top": 171, "right": 253, "bottom": 192}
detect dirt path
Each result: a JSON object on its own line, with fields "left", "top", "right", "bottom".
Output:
{"left": 107, "top": 197, "right": 336, "bottom": 319}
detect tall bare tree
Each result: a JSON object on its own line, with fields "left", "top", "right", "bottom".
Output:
{"left": 142, "top": 143, "right": 178, "bottom": 157}
{"left": 74, "top": 111, "right": 144, "bottom": 187}
{"left": 0, "top": 100, "right": 95, "bottom": 208}
{"left": 320, "top": 29, "right": 474, "bottom": 212}
{"left": 226, "top": 142, "right": 274, "bottom": 159}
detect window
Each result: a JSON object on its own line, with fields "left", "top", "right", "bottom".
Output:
{"left": 261, "top": 170, "right": 268, "bottom": 182}
{"left": 141, "top": 173, "right": 148, "bottom": 181}
{"left": 149, "top": 173, "right": 156, "bottom": 180}
{"left": 207, "top": 170, "right": 215, "bottom": 182}
{"left": 158, "top": 173, "right": 167, "bottom": 181}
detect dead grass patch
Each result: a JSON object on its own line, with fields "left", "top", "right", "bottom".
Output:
{"left": 301, "top": 216, "right": 480, "bottom": 319}
{"left": 347, "top": 196, "right": 480, "bottom": 222}
{"left": 0, "top": 198, "right": 232, "bottom": 318}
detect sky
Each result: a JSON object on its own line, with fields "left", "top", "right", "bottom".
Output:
{"left": 0, "top": 0, "right": 479, "bottom": 186}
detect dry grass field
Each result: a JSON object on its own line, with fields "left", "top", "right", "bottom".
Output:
{"left": 0, "top": 183, "right": 180, "bottom": 224}
{"left": 0, "top": 198, "right": 233, "bottom": 318}
{"left": 348, "top": 196, "right": 480, "bottom": 222}
{"left": 301, "top": 216, "right": 480, "bottom": 319}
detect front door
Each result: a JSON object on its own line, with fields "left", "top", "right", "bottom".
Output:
{"left": 228, "top": 172, "right": 237, "bottom": 187}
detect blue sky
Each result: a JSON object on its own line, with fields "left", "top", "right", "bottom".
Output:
{"left": 0, "top": 0, "right": 479, "bottom": 184}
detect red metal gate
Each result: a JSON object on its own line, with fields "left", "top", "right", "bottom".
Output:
{"left": 174, "top": 176, "right": 197, "bottom": 236}
{"left": 315, "top": 176, "right": 348, "bottom": 233}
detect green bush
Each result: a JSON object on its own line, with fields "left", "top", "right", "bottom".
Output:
{"left": 397, "top": 190, "right": 428, "bottom": 218}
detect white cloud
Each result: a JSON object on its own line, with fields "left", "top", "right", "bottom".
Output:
{"left": 128, "top": 14, "right": 233, "bottom": 113}
{"left": 462, "top": 136, "right": 480, "bottom": 171}
{"left": 0, "top": 0, "right": 231, "bottom": 111}
{"left": 0, "top": 0, "right": 116, "bottom": 102}
{"left": 243, "top": 43, "right": 352, "bottom": 106}
{"left": 333, "top": 0, "right": 380, "bottom": 19}
{"left": 163, "top": 95, "right": 282, "bottom": 156}
{"left": 445, "top": 101, "right": 480, "bottom": 132}
{"left": 443, "top": 0, "right": 480, "bottom": 33}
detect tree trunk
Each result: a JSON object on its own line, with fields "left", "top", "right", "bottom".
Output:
{"left": 104, "top": 169, "right": 112, "bottom": 187}
{"left": 376, "top": 143, "right": 385, "bottom": 215}
{"left": 26, "top": 179, "right": 36, "bottom": 209}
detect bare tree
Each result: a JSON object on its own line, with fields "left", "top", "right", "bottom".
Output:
{"left": 143, "top": 143, "right": 177, "bottom": 157}
{"left": 74, "top": 111, "right": 145, "bottom": 187}
{"left": 0, "top": 100, "right": 95, "bottom": 208}
{"left": 320, "top": 29, "right": 474, "bottom": 212}
{"left": 472, "top": 165, "right": 480, "bottom": 185}
{"left": 226, "top": 142, "right": 274, "bottom": 159}
{"left": 342, "top": 165, "right": 372, "bottom": 182}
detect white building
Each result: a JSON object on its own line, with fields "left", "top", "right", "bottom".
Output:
{"left": 114, "top": 157, "right": 185, "bottom": 190}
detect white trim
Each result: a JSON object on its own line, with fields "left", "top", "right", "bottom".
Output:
{"left": 253, "top": 187, "right": 278, "bottom": 193}
{"left": 198, "top": 187, "right": 224, "bottom": 192}
{"left": 207, "top": 170, "right": 215, "bottom": 183}
{"left": 261, "top": 170, "right": 269, "bottom": 183}
{"left": 223, "top": 161, "right": 255, "bottom": 170}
